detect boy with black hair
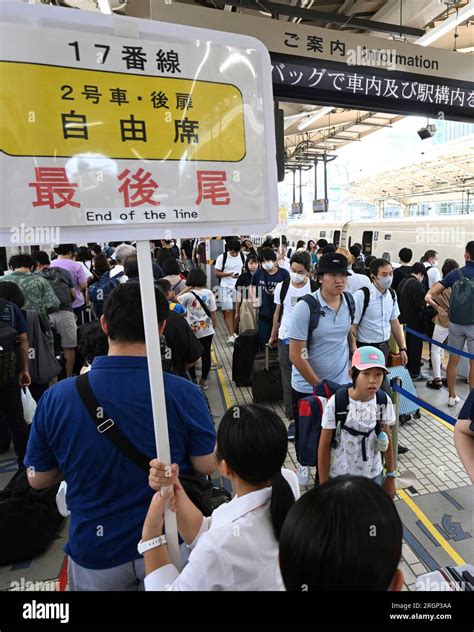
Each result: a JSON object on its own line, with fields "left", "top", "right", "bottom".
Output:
{"left": 215, "top": 239, "right": 245, "bottom": 343}
{"left": 392, "top": 248, "right": 413, "bottom": 292}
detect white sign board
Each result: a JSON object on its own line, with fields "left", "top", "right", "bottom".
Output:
{"left": 0, "top": 2, "right": 278, "bottom": 245}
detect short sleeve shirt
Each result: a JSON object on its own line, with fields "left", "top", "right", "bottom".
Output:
{"left": 274, "top": 279, "right": 313, "bottom": 340}
{"left": 179, "top": 289, "right": 217, "bottom": 339}
{"left": 251, "top": 267, "right": 289, "bottom": 319}
{"left": 441, "top": 262, "right": 474, "bottom": 289}
{"left": 458, "top": 389, "right": 474, "bottom": 422}
{"left": 51, "top": 259, "right": 90, "bottom": 308}
{"left": 353, "top": 285, "right": 400, "bottom": 343}
{"left": 0, "top": 300, "right": 27, "bottom": 334}
{"left": 322, "top": 392, "right": 395, "bottom": 478}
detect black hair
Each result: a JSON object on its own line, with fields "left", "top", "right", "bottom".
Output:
{"left": 244, "top": 253, "right": 259, "bottom": 273}
{"left": 351, "top": 260, "right": 366, "bottom": 275}
{"left": 411, "top": 262, "right": 426, "bottom": 276}
{"left": 75, "top": 246, "right": 91, "bottom": 263}
{"left": 187, "top": 267, "right": 207, "bottom": 288}
{"left": 155, "top": 278, "right": 171, "bottom": 294}
{"left": 320, "top": 244, "right": 336, "bottom": 255}
{"left": 103, "top": 282, "right": 169, "bottom": 343}
{"left": 0, "top": 280, "right": 25, "bottom": 308}
{"left": 279, "top": 476, "right": 403, "bottom": 591}
{"left": 290, "top": 251, "right": 311, "bottom": 272}
{"left": 92, "top": 244, "right": 102, "bottom": 256}
{"left": 162, "top": 258, "right": 181, "bottom": 276}
{"left": 306, "top": 240, "right": 315, "bottom": 250}
{"left": 351, "top": 366, "right": 361, "bottom": 388}
{"left": 465, "top": 241, "right": 474, "bottom": 261}
{"left": 316, "top": 238, "right": 328, "bottom": 249}
{"left": 32, "top": 251, "right": 50, "bottom": 266}
{"left": 54, "top": 244, "right": 75, "bottom": 256}
{"left": 259, "top": 247, "right": 277, "bottom": 262}
{"left": 123, "top": 255, "right": 138, "bottom": 278}
{"left": 296, "top": 240, "right": 305, "bottom": 250}
{"left": 78, "top": 320, "right": 109, "bottom": 364}
{"left": 349, "top": 244, "right": 361, "bottom": 258}
{"left": 216, "top": 404, "right": 294, "bottom": 540}
{"left": 93, "top": 254, "right": 110, "bottom": 277}
{"left": 442, "top": 258, "right": 459, "bottom": 277}
{"left": 369, "top": 258, "right": 392, "bottom": 279}
{"left": 227, "top": 239, "right": 242, "bottom": 253}
{"left": 271, "top": 237, "right": 280, "bottom": 248}
{"left": 398, "top": 248, "right": 412, "bottom": 264}
{"left": 8, "top": 254, "right": 34, "bottom": 270}
{"left": 423, "top": 249, "right": 437, "bottom": 261}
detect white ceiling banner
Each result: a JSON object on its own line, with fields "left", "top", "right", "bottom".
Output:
{"left": 0, "top": 1, "right": 278, "bottom": 245}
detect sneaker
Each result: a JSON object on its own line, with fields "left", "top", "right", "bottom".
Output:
{"left": 411, "top": 373, "right": 430, "bottom": 382}
{"left": 287, "top": 422, "right": 296, "bottom": 441}
{"left": 226, "top": 336, "right": 235, "bottom": 345}
{"left": 448, "top": 396, "right": 460, "bottom": 407}
{"left": 296, "top": 465, "right": 310, "bottom": 486}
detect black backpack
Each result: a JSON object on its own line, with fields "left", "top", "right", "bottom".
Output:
{"left": 36, "top": 267, "right": 72, "bottom": 310}
{"left": 0, "top": 470, "right": 64, "bottom": 565}
{"left": 0, "top": 299, "right": 21, "bottom": 386}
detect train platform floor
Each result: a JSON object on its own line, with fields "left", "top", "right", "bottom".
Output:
{"left": 0, "top": 316, "right": 471, "bottom": 592}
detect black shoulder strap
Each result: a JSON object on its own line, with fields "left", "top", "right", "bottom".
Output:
{"left": 279, "top": 278, "right": 291, "bottom": 306}
{"left": 191, "top": 290, "right": 211, "bottom": 318}
{"left": 388, "top": 287, "right": 396, "bottom": 303}
{"left": 240, "top": 252, "right": 245, "bottom": 266}
{"left": 334, "top": 387, "right": 350, "bottom": 431}
{"left": 76, "top": 373, "right": 151, "bottom": 473}
{"left": 297, "top": 294, "right": 322, "bottom": 351}
{"left": 221, "top": 251, "right": 228, "bottom": 271}
{"left": 359, "top": 286, "right": 370, "bottom": 323}
{"left": 343, "top": 291, "right": 355, "bottom": 323}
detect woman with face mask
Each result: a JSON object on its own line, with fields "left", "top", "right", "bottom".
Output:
{"left": 235, "top": 254, "right": 259, "bottom": 333}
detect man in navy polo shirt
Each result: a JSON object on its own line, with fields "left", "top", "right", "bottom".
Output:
{"left": 25, "top": 283, "right": 216, "bottom": 591}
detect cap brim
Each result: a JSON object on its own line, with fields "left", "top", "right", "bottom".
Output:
{"left": 353, "top": 363, "right": 389, "bottom": 373}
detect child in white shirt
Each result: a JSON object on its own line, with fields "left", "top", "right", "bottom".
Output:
{"left": 318, "top": 346, "right": 397, "bottom": 499}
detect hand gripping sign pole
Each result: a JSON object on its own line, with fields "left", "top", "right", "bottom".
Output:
{"left": 136, "top": 240, "right": 180, "bottom": 569}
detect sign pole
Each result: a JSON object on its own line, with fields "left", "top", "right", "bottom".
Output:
{"left": 136, "top": 240, "right": 181, "bottom": 570}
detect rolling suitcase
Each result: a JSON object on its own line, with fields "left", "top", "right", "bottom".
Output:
{"left": 252, "top": 344, "right": 283, "bottom": 403}
{"left": 387, "top": 365, "right": 421, "bottom": 424}
{"left": 232, "top": 330, "right": 257, "bottom": 387}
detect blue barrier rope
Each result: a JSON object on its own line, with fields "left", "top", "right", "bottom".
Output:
{"left": 404, "top": 326, "right": 474, "bottom": 360}
{"left": 392, "top": 382, "right": 457, "bottom": 427}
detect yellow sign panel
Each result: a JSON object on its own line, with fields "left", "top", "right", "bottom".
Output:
{"left": 0, "top": 62, "right": 246, "bottom": 161}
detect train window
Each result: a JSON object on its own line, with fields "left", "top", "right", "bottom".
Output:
{"left": 320, "top": 231, "right": 326, "bottom": 238}
{"left": 333, "top": 231, "right": 341, "bottom": 247}
{"left": 384, "top": 234, "right": 392, "bottom": 240}
{"left": 348, "top": 236, "right": 352, "bottom": 248}
{"left": 382, "top": 252, "right": 391, "bottom": 261}
{"left": 361, "top": 231, "right": 373, "bottom": 256}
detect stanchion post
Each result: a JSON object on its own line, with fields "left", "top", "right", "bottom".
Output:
{"left": 389, "top": 376, "right": 417, "bottom": 491}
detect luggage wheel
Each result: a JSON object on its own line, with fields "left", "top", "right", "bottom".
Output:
{"left": 413, "top": 411, "right": 421, "bottom": 419}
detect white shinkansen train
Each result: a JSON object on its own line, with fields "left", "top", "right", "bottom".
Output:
{"left": 283, "top": 215, "right": 474, "bottom": 265}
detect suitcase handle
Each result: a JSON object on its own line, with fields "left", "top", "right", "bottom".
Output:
{"left": 264, "top": 344, "right": 270, "bottom": 371}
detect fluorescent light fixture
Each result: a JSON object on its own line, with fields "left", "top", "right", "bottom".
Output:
{"left": 297, "top": 106, "right": 333, "bottom": 131}
{"left": 416, "top": 0, "right": 474, "bottom": 47}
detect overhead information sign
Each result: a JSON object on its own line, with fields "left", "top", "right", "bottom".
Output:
{"left": 0, "top": 2, "right": 277, "bottom": 245}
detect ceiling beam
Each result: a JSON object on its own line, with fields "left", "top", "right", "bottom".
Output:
{"left": 210, "top": 1, "right": 425, "bottom": 36}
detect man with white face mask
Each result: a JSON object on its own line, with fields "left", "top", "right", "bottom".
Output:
{"left": 352, "top": 258, "right": 407, "bottom": 367}
{"left": 269, "top": 252, "right": 317, "bottom": 427}
{"left": 422, "top": 249, "right": 441, "bottom": 291}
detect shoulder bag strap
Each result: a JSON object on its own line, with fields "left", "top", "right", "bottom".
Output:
{"left": 191, "top": 291, "right": 211, "bottom": 318}
{"left": 76, "top": 373, "right": 150, "bottom": 473}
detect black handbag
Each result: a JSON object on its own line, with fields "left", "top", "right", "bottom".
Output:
{"left": 75, "top": 373, "right": 228, "bottom": 516}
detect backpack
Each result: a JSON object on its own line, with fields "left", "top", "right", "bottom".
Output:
{"left": 297, "top": 291, "right": 355, "bottom": 351}
{"left": 278, "top": 278, "right": 318, "bottom": 322}
{"left": 36, "top": 267, "right": 72, "bottom": 310}
{"left": 88, "top": 271, "right": 123, "bottom": 317}
{"left": 0, "top": 300, "right": 21, "bottom": 386}
{"left": 359, "top": 286, "right": 396, "bottom": 324}
{"left": 0, "top": 470, "right": 64, "bottom": 565}
{"left": 217, "top": 251, "right": 245, "bottom": 284}
{"left": 297, "top": 380, "right": 344, "bottom": 467}
{"left": 449, "top": 269, "right": 474, "bottom": 326}
{"left": 332, "top": 387, "right": 388, "bottom": 464}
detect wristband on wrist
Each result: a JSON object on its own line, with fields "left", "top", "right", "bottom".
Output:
{"left": 385, "top": 471, "right": 397, "bottom": 478}
{"left": 399, "top": 348, "right": 407, "bottom": 352}
{"left": 137, "top": 534, "right": 167, "bottom": 555}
